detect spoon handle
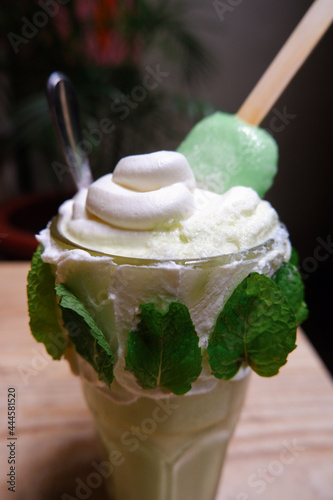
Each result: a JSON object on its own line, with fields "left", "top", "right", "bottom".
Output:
{"left": 47, "top": 71, "right": 93, "bottom": 189}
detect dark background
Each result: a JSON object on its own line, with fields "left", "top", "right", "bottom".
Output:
{"left": 0, "top": 0, "right": 332, "bottom": 373}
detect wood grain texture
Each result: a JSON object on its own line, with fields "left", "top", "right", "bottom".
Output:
{"left": 1, "top": 262, "right": 332, "bottom": 500}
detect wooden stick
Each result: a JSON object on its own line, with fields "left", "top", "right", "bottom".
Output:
{"left": 237, "top": 0, "right": 333, "bottom": 125}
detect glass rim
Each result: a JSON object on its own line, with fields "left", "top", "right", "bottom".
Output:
{"left": 49, "top": 215, "right": 279, "bottom": 267}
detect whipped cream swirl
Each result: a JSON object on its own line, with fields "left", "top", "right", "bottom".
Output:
{"left": 86, "top": 151, "right": 196, "bottom": 230}
{"left": 54, "top": 150, "right": 290, "bottom": 260}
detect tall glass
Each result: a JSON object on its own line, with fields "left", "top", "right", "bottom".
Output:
{"left": 51, "top": 221, "right": 281, "bottom": 500}
{"left": 79, "top": 358, "right": 250, "bottom": 500}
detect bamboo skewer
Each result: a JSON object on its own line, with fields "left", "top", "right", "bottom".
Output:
{"left": 237, "top": 0, "right": 333, "bottom": 126}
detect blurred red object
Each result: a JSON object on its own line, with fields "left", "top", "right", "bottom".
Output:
{"left": 52, "top": 0, "right": 141, "bottom": 67}
{"left": 0, "top": 192, "right": 73, "bottom": 260}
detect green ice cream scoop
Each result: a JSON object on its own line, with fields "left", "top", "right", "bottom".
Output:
{"left": 177, "top": 112, "right": 278, "bottom": 198}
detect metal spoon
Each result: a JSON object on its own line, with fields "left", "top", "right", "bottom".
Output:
{"left": 47, "top": 71, "right": 93, "bottom": 190}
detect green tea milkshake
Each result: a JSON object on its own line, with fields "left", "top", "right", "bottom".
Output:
{"left": 28, "top": 113, "right": 307, "bottom": 500}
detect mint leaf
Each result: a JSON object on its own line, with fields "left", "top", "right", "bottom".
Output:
{"left": 290, "top": 247, "right": 300, "bottom": 267}
{"left": 207, "top": 273, "right": 297, "bottom": 379}
{"left": 126, "top": 302, "right": 202, "bottom": 395}
{"left": 55, "top": 284, "right": 114, "bottom": 386}
{"left": 272, "top": 262, "right": 308, "bottom": 324}
{"left": 27, "top": 245, "right": 67, "bottom": 359}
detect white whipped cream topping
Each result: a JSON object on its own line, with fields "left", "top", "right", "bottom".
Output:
{"left": 57, "top": 151, "right": 283, "bottom": 259}
{"left": 86, "top": 151, "right": 196, "bottom": 230}
{"left": 112, "top": 150, "right": 196, "bottom": 191}
{"left": 38, "top": 150, "right": 291, "bottom": 400}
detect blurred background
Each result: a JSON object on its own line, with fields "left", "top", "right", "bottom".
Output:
{"left": 0, "top": 0, "right": 332, "bottom": 373}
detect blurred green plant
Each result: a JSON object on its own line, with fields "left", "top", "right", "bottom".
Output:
{"left": 0, "top": 0, "right": 215, "bottom": 188}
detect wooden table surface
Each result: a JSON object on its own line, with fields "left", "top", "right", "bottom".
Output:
{"left": 1, "top": 262, "right": 333, "bottom": 500}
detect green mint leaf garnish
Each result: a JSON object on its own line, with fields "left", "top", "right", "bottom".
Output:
{"left": 272, "top": 262, "right": 308, "bottom": 325}
{"left": 289, "top": 247, "right": 300, "bottom": 267}
{"left": 125, "top": 302, "right": 202, "bottom": 395}
{"left": 55, "top": 284, "right": 114, "bottom": 386}
{"left": 27, "top": 245, "right": 67, "bottom": 360}
{"left": 207, "top": 273, "right": 297, "bottom": 379}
